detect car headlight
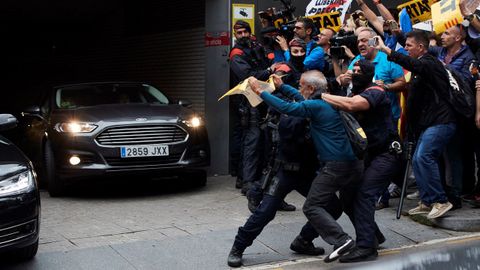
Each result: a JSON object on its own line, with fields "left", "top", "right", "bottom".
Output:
{"left": 55, "top": 122, "right": 98, "bottom": 133}
{"left": 0, "top": 171, "right": 35, "bottom": 197}
{"left": 183, "top": 116, "right": 203, "bottom": 128}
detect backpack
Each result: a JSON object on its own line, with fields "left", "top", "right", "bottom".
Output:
{"left": 338, "top": 110, "right": 368, "bottom": 160}
{"left": 443, "top": 66, "right": 475, "bottom": 118}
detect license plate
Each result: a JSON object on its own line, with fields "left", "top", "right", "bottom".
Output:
{"left": 120, "top": 145, "right": 169, "bottom": 158}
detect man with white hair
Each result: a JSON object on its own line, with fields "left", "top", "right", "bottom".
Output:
{"left": 249, "top": 70, "right": 363, "bottom": 263}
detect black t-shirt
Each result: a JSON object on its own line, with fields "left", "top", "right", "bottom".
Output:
{"left": 357, "top": 86, "right": 397, "bottom": 154}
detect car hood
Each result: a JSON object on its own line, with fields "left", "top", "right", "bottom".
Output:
{"left": 51, "top": 103, "right": 195, "bottom": 123}
{"left": 0, "top": 136, "right": 30, "bottom": 181}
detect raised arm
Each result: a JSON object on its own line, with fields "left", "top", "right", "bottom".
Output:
{"left": 355, "top": 0, "right": 383, "bottom": 35}
{"left": 373, "top": 0, "right": 395, "bottom": 21}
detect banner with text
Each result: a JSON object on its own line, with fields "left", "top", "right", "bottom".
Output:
{"left": 398, "top": 0, "right": 436, "bottom": 24}
{"left": 308, "top": 12, "right": 342, "bottom": 32}
{"left": 432, "top": 0, "right": 464, "bottom": 34}
{"left": 305, "top": 0, "right": 353, "bottom": 25}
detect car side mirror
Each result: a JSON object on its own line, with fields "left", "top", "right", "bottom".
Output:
{"left": 22, "top": 106, "right": 45, "bottom": 120}
{"left": 0, "top": 114, "right": 18, "bottom": 131}
{"left": 178, "top": 99, "right": 193, "bottom": 108}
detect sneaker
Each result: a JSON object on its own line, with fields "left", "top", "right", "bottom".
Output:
{"left": 427, "top": 202, "right": 453, "bottom": 219}
{"left": 406, "top": 190, "right": 420, "bottom": 200}
{"left": 408, "top": 202, "right": 432, "bottom": 215}
{"left": 290, "top": 235, "right": 325, "bottom": 255}
{"left": 339, "top": 246, "right": 378, "bottom": 263}
{"left": 324, "top": 238, "right": 355, "bottom": 263}
{"left": 279, "top": 200, "right": 296, "bottom": 211}
{"left": 227, "top": 246, "right": 244, "bottom": 267}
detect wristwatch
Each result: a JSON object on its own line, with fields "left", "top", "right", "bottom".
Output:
{"left": 465, "top": 13, "right": 479, "bottom": 22}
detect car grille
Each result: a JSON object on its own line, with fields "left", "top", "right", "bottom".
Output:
{"left": 105, "top": 152, "right": 183, "bottom": 166}
{"left": 96, "top": 124, "right": 188, "bottom": 146}
{"left": 0, "top": 219, "right": 37, "bottom": 246}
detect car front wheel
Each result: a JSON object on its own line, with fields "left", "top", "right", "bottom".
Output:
{"left": 44, "top": 141, "right": 65, "bottom": 197}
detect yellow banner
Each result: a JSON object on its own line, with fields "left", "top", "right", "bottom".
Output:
{"left": 307, "top": 12, "right": 342, "bottom": 32}
{"left": 431, "top": 0, "right": 464, "bottom": 34}
{"left": 397, "top": 0, "right": 436, "bottom": 24}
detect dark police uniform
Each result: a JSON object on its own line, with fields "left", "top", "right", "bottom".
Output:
{"left": 229, "top": 40, "right": 271, "bottom": 191}
{"left": 352, "top": 85, "right": 402, "bottom": 250}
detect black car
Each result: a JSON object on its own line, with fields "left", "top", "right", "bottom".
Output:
{"left": 0, "top": 114, "right": 40, "bottom": 261}
{"left": 21, "top": 82, "right": 210, "bottom": 196}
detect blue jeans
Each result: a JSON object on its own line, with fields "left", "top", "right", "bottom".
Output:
{"left": 413, "top": 123, "right": 456, "bottom": 205}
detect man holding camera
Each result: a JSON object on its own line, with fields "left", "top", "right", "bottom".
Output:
{"left": 332, "top": 31, "right": 405, "bottom": 216}
{"left": 375, "top": 30, "right": 456, "bottom": 219}
{"left": 276, "top": 17, "right": 326, "bottom": 72}
{"left": 337, "top": 27, "right": 406, "bottom": 126}
{"left": 322, "top": 59, "right": 402, "bottom": 262}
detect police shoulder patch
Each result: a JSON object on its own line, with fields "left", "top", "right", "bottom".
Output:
{"left": 230, "top": 48, "right": 244, "bottom": 60}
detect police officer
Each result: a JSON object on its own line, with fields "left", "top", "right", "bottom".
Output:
{"left": 246, "top": 38, "right": 308, "bottom": 210}
{"left": 229, "top": 20, "right": 271, "bottom": 192}
{"left": 227, "top": 73, "right": 344, "bottom": 268}
{"left": 322, "top": 60, "right": 402, "bottom": 262}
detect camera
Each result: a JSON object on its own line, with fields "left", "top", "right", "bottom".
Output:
{"left": 258, "top": 0, "right": 297, "bottom": 42}
{"left": 329, "top": 30, "right": 357, "bottom": 59}
{"left": 389, "top": 20, "right": 399, "bottom": 31}
{"left": 367, "top": 37, "right": 378, "bottom": 47}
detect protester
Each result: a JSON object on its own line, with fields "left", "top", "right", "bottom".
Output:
{"left": 249, "top": 71, "right": 363, "bottom": 263}
{"left": 375, "top": 30, "right": 456, "bottom": 219}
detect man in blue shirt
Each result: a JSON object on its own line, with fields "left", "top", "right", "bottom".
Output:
{"left": 249, "top": 71, "right": 363, "bottom": 263}
{"left": 276, "top": 17, "right": 325, "bottom": 72}
{"left": 338, "top": 28, "right": 406, "bottom": 125}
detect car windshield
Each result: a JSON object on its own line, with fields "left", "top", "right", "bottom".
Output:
{"left": 55, "top": 84, "right": 169, "bottom": 109}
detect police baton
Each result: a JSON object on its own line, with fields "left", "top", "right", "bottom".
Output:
{"left": 396, "top": 142, "right": 414, "bottom": 219}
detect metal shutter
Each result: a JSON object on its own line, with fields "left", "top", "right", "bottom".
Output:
{"left": 54, "top": 27, "right": 206, "bottom": 114}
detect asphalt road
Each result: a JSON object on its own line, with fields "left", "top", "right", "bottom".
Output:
{"left": 1, "top": 175, "right": 476, "bottom": 270}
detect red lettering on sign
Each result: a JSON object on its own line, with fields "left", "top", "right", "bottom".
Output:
{"left": 205, "top": 32, "right": 230, "bottom": 47}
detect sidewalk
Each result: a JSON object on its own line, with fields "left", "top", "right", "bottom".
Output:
{"left": 393, "top": 190, "right": 480, "bottom": 232}
{"left": 3, "top": 175, "right": 480, "bottom": 270}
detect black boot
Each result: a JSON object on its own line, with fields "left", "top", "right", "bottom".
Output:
{"left": 339, "top": 246, "right": 378, "bottom": 263}
{"left": 241, "top": 182, "right": 252, "bottom": 196}
{"left": 235, "top": 177, "right": 243, "bottom": 189}
{"left": 278, "top": 200, "right": 296, "bottom": 211}
{"left": 247, "top": 196, "right": 260, "bottom": 213}
{"left": 290, "top": 235, "right": 325, "bottom": 255}
{"left": 374, "top": 229, "right": 386, "bottom": 248}
{"left": 227, "top": 246, "right": 244, "bottom": 267}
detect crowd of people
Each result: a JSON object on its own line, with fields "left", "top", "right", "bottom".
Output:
{"left": 227, "top": 0, "right": 480, "bottom": 267}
